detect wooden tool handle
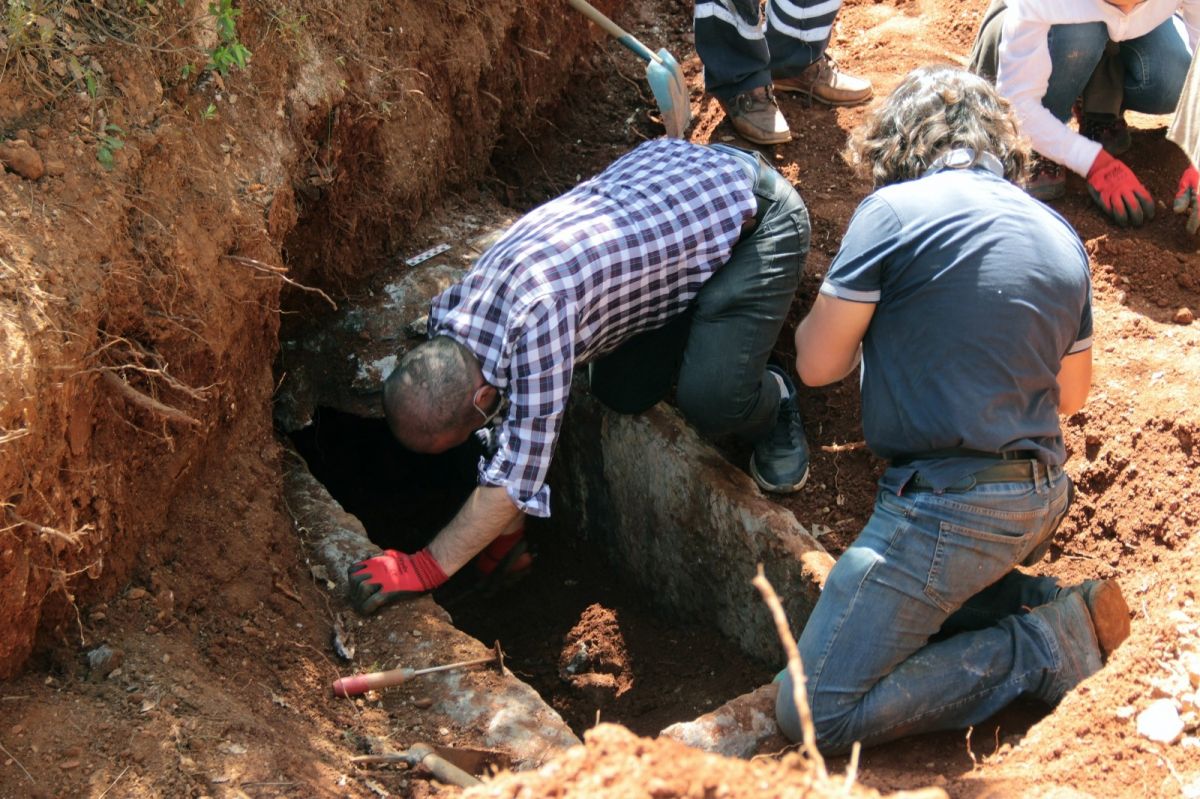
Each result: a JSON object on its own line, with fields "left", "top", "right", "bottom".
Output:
{"left": 566, "top": 0, "right": 661, "bottom": 64}
{"left": 332, "top": 666, "right": 414, "bottom": 697}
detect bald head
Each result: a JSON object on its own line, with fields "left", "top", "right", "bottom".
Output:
{"left": 383, "top": 336, "right": 482, "bottom": 452}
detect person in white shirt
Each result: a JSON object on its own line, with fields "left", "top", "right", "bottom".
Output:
{"left": 970, "top": 0, "right": 1198, "bottom": 227}
{"left": 1168, "top": 50, "right": 1200, "bottom": 235}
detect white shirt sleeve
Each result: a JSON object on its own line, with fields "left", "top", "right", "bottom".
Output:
{"left": 997, "top": 13, "right": 1104, "bottom": 178}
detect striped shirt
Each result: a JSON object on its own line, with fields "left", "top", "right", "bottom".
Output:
{"left": 429, "top": 139, "right": 757, "bottom": 516}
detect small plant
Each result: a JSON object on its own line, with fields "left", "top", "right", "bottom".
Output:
{"left": 200, "top": 102, "right": 217, "bottom": 121}
{"left": 270, "top": 8, "right": 307, "bottom": 46}
{"left": 205, "top": 0, "right": 251, "bottom": 76}
{"left": 96, "top": 124, "right": 125, "bottom": 170}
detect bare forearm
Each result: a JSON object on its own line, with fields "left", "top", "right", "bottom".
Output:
{"left": 428, "top": 485, "right": 523, "bottom": 575}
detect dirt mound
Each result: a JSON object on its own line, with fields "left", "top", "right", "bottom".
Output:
{"left": 466, "top": 724, "right": 908, "bottom": 799}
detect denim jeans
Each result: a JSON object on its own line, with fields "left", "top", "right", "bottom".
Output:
{"left": 589, "top": 153, "right": 810, "bottom": 444}
{"left": 695, "top": 0, "right": 843, "bottom": 100}
{"left": 776, "top": 463, "right": 1103, "bottom": 754}
{"left": 1042, "top": 17, "right": 1192, "bottom": 121}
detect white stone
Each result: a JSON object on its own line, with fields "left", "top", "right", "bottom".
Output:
{"left": 1138, "top": 698, "right": 1185, "bottom": 744}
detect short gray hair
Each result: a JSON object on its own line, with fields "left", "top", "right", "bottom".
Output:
{"left": 382, "top": 336, "right": 478, "bottom": 446}
{"left": 846, "top": 64, "right": 1029, "bottom": 188}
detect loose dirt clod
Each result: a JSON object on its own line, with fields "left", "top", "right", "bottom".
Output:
{"left": 0, "top": 140, "right": 45, "bottom": 180}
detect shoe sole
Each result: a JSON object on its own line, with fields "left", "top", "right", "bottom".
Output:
{"left": 749, "top": 458, "right": 810, "bottom": 494}
{"left": 729, "top": 121, "right": 792, "bottom": 146}
{"left": 1087, "top": 581, "right": 1131, "bottom": 659}
{"left": 1026, "top": 184, "right": 1066, "bottom": 202}
{"left": 773, "top": 84, "right": 873, "bottom": 107}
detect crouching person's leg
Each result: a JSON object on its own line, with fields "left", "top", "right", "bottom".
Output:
{"left": 676, "top": 161, "right": 811, "bottom": 492}
{"left": 588, "top": 312, "right": 693, "bottom": 414}
{"left": 776, "top": 473, "right": 1103, "bottom": 753}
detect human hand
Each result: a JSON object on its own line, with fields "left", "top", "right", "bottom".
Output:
{"left": 1086, "top": 149, "right": 1155, "bottom": 227}
{"left": 1173, "top": 164, "right": 1199, "bottom": 236}
{"left": 348, "top": 548, "right": 448, "bottom": 614}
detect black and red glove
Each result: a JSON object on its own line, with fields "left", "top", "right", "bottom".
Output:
{"left": 348, "top": 548, "right": 448, "bottom": 614}
{"left": 1174, "top": 164, "right": 1199, "bottom": 236}
{"left": 1086, "top": 149, "right": 1155, "bottom": 227}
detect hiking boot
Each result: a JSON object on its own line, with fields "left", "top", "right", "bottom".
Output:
{"left": 1025, "top": 153, "right": 1066, "bottom": 201}
{"left": 1080, "top": 112, "right": 1132, "bottom": 156}
{"left": 750, "top": 366, "right": 810, "bottom": 493}
{"left": 1058, "top": 579, "right": 1131, "bottom": 660}
{"left": 774, "top": 56, "right": 873, "bottom": 107}
{"left": 721, "top": 86, "right": 792, "bottom": 145}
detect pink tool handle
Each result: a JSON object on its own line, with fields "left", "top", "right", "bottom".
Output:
{"left": 332, "top": 667, "right": 413, "bottom": 697}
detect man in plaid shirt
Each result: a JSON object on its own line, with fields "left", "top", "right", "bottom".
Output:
{"left": 349, "top": 138, "right": 812, "bottom": 613}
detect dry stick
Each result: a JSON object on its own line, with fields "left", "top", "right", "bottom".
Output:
{"left": 843, "top": 742, "right": 861, "bottom": 794}
{"left": 0, "top": 739, "right": 34, "bottom": 784}
{"left": 97, "top": 765, "right": 130, "bottom": 799}
{"left": 222, "top": 255, "right": 338, "bottom": 310}
{"left": 100, "top": 371, "right": 201, "bottom": 428}
{"left": 751, "top": 564, "right": 827, "bottom": 781}
{"left": 820, "top": 441, "right": 866, "bottom": 453}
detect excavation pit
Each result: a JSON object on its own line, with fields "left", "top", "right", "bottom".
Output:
{"left": 291, "top": 406, "right": 778, "bottom": 737}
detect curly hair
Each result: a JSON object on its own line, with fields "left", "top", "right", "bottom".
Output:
{"left": 845, "top": 64, "right": 1029, "bottom": 188}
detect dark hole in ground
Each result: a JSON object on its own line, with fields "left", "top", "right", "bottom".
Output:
{"left": 290, "top": 406, "right": 774, "bottom": 736}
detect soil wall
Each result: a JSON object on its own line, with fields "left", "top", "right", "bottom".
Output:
{"left": 0, "top": 0, "right": 598, "bottom": 679}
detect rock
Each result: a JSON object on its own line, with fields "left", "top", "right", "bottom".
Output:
{"left": 126, "top": 587, "right": 148, "bottom": 600}
{"left": 86, "top": 645, "right": 124, "bottom": 680}
{"left": 1175, "top": 307, "right": 1194, "bottom": 326}
{"left": 1137, "top": 698, "right": 1184, "bottom": 744}
{"left": 0, "top": 140, "right": 45, "bottom": 180}
{"left": 1184, "top": 652, "right": 1200, "bottom": 689}
{"left": 44, "top": 159, "right": 66, "bottom": 177}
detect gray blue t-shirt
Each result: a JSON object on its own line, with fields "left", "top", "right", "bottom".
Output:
{"left": 820, "top": 160, "right": 1091, "bottom": 488}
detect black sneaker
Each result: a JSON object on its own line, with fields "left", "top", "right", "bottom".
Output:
{"left": 750, "top": 366, "right": 811, "bottom": 494}
{"left": 1080, "top": 112, "right": 1132, "bottom": 156}
{"left": 1026, "top": 153, "right": 1066, "bottom": 201}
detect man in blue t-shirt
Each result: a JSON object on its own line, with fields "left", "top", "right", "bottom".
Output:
{"left": 775, "top": 65, "right": 1132, "bottom": 753}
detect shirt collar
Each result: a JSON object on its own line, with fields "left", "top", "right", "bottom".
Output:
{"left": 925, "top": 148, "right": 1005, "bottom": 178}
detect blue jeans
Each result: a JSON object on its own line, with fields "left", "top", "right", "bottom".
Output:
{"left": 776, "top": 463, "right": 1103, "bottom": 753}
{"left": 589, "top": 151, "right": 810, "bottom": 444}
{"left": 1042, "top": 17, "right": 1192, "bottom": 121}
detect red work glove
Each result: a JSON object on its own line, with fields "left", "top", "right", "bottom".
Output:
{"left": 475, "top": 528, "right": 532, "bottom": 577}
{"left": 1174, "top": 164, "right": 1199, "bottom": 236}
{"left": 348, "top": 548, "right": 448, "bottom": 615}
{"left": 1086, "top": 149, "right": 1155, "bottom": 227}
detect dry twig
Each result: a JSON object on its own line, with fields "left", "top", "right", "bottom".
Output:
{"left": 820, "top": 441, "right": 866, "bottom": 453}
{"left": 751, "top": 564, "right": 827, "bottom": 780}
{"left": 97, "top": 766, "right": 130, "bottom": 799}
{"left": 843, "top": 742, "right": 861, "bottom": 793}
{"left": 0, "top": 739, "right": 34, "bottom": 784}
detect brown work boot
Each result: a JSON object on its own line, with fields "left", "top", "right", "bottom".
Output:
{"left": 720, "top": 86, "right": 791, "bottom": 145}
{"left": 1060, "top": 579, "right": 1131, "bottom": 660}
{"left": 774, "top": 56, "right": 873, "bottom": 106}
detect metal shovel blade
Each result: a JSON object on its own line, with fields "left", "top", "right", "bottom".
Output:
{"left": 568, "top": 0, "right": 691, "bottom": 139}
{"left": 646, "top": 48, "right": 691, "bottom": 139}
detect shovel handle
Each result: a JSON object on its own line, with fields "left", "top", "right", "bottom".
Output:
{"left": 566, "top": 0, "right": 663, "bottom": 64}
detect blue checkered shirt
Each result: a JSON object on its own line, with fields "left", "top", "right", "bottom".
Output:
{"left": 429, "top": 139, "right": 757, "bottom": 515}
